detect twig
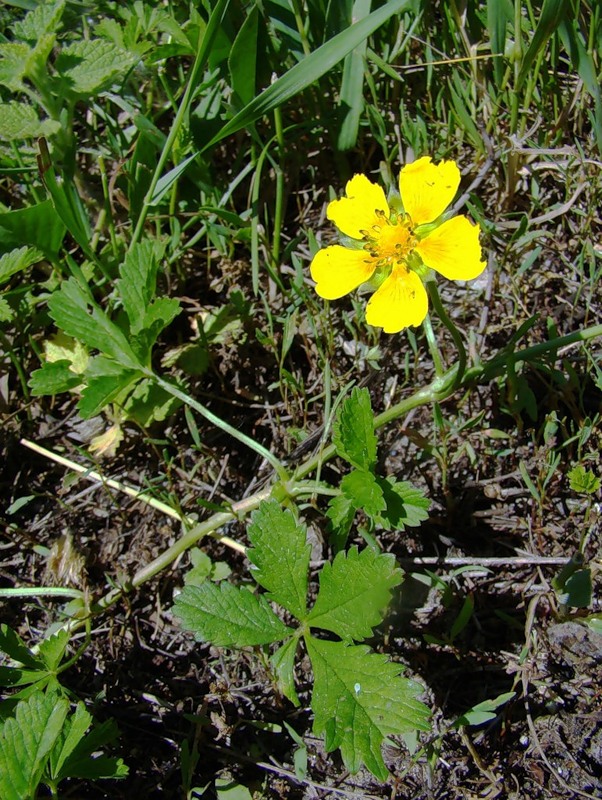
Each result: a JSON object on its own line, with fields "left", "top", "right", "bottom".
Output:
{"left": 397, "top": 556, "right": 570, "bottom": 569}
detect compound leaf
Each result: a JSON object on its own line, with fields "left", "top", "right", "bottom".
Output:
{"left": 47, "top": 278, "right": 140, "bottom": 370}
{"left": 307, "top": 638, "right": 430, "bottom": 780}
{"left": 174, "top": 582, "right": 292, "bottom": 647}
{"left": 332, "top": 387, "right": 377, "bottom": 471}
{"left": 0, "top": 691, "right": 69, "bottom": 800}
{"left": 247, "top": 500, "right": 311, "bottom": 620}
{"left": 117, "top": 239, "right": 165, "bottom": 334}
{"left": 307, "top": 547, "right": 402, "bottom": 640}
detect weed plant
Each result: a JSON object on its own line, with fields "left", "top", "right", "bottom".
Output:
{"left": 1, "top": 0, "right": 601, "bottom": 797}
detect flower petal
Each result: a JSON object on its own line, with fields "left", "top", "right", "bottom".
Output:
{"left": 310, "top": 245, "right": 376, "bottom": 299}
{"left": 327, "top": 174, "right": 389, "bottom": 239}
{"left": 365, "top": 266, "right": 428, "bottom": 333}
{"left": 399, "top": 157, "right": 460, "bottom": 225}
{"left": 415, "top": 215, "right": 486, "bottom": 280}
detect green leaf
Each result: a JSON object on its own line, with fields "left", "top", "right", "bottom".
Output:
{"left": 562, "top": 569, "right": 592, "bottom": 609}
{"left": 568, "top": 465, "right": 601, "bottom": 495}
{"left": 454, "top": 691, "right": 516, "bottom": 728}
{"left": 336, "top": 0, "right": 371, "bottom": 150}
{"left": 332, "top": 387, "right": 377, "bottom": 470}
{"left": 56, "top": 39, "right": 138, "bottom": 95}
{"left": 228, "top": 4, "right": 261, "bottom": 106}
{"left": 47, "top": 278, "right": 141, "bottom": 369}
{"left": 77, "top": 368, "right": 139, "bottom": 419}
{"left": 0, "top": 296, "right": 12, "bottom": 322}
{"left": 0, "top": 625, "right": 42, "bottom": 670}
{"left": 0, "top": 200, "right": 65, "bottom": 259}
{"left": 246, "top": 500, "right": 311, "bottom": 620}
{"left": 515, "top": 0, "right": 571, "bottom": 91}
{"left": 12, "top": 0, "right": 65, "bottom": 40}
{"left": 202, "top": 0, "right": 411, "bottom": 151}
{"left": 374, "top": 477, "right": 430, "bottom": 531}
{"left": 270, "top": 637, "right": 300, "bottom": 707}
{"left": 49, "top": 708, "right": 127, "bottom": 782}
{"left": 0, "top": 101, "right": 60, "bottom": 141}
{"left": 37, "top": 631, "right": 69, "bottom": 672}
{"left": 0, "top": 43, "right": 30, "bottom": 91}
{"left": 117, "top": 239, "right": 165, "bottom": 333}
{"left": 340, "top": 469, "right": 385, "bottom": 517}
{"left": 307, "top": 547, "right": 402, "bottom": 640}
{"left": 29, "top": 361, "right": 82, "bottom": 396}
{"left": 0, "top": 691, "right": 69, "bottom": 800}
{"left": 306, "top": 638, "right": 430, "bottom": 780}
{"left": 148, "top": 151, "right": 199, "bottom": 206}
{"left": 325, "top": 493, "right": 356, "bottom": 550}
{"left": 174, "top": 582, "right": 292, "bottom": 647}
{"left": 122, "top": 378, "right": 180, "bottom": 426}
{"left": 0, "top": 246, "right": 43, "bottom": 286}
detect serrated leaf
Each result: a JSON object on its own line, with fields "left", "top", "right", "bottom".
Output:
{"left": 117, "top": 240, "right": 165, "bottom": 333}
{"left": 307, "top": 547, "right": 402, "bottom": 640}
{"left": 13, "top": 0, "right": 65, "bottom": 40}
{"left": 77, "top": 369, "right": 139, "bottom": 419}
{"left": 122, "top": 378, "right": 180, "bottom": 426}
{"left": 340, "top": 469, "right": 385, "bottom": 517}
{"left": 374, "top": 477, "right": 430, "bottom": 530}
{"left": 56, "top": 40, "right": 138, "bottom": 95}
{"left": 47, "top": 701, "right": 91, "bottom": 779}
{"left": 29, "top": 361, "right": 82, "bottom": 396}
{"left": 174, "top": 582, "right": 292, "bottom": 647}
{"left": 0, "top": 43, "right": 30, "bottom": 91}
{"left": 43, "top": 332, "right": 89, "bottom": 374}
{"left": 37, "top": 630, "right": 69, "bottom": 672}
{"left": 55, "top": 717, "right": 126, "bottom": 780}
{"left": 0, "top": 101, "right": 60, "bottom": 141}
{"left": 47, "top": 278, "right": 140, "bottom": 369}
{"left": 568, "top": 465, "right": 600, "bottom": 495}
{"left": 270, "top": 637, "right": 300, "bottom": 707}
{"left": 0, "top": 200, "right": 65, "bottom": 258}
{"left": 0, "top": 625, "right": 42, "bottom": 670}
{"left": 0, "top": 296, "right": 12, "bottom": 321}
{"left": 0, "top": 691, "right": 70, "bottom": 800}
{"left": 332, "top": 387, "right": 377, "bottom": 470}
{"left": 247, "top": 500, "right": 311, "bottom": 620}
{"left": 307, "top": 638, "right": 430, "bottom": 780}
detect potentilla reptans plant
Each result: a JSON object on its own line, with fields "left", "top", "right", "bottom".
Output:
{"left": 310, "top": 157, "right": 486, "bottom": 332}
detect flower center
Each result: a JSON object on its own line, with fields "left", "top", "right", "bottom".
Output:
{"left": 364, "top": 217, "right": 416, "bottom": 265}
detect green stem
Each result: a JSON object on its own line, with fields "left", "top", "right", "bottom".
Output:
{"left": 148, "top": 372, "right": 290, "bottom": 481}
{"left": 129, "top": 0, "right": 231, "bottom": 249}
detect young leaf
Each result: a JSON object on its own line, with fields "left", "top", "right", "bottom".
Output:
{"left": 332, "top": 387, "right": 377, "bottom": 471}
{"left": 47, "top": 278, "right": 141, "bottom": 370}
{"left": 0, "top": 691, "right": 70, "bottom": 800}
{"left": 246, "top": 500, "right": 311, "bottom": 620}
{"left": 325, "top": 493, "right": 356, "bottom": 550}
{"left": 174, "top": 582, "right": 292, "bottom": 647}
{"left": 306, "top": 638, "right": 430, "bottom": 780}
{"left": 340, "top": 469, "right": 385, "bottom": 517}
{"left": 307, "top": 547, "right": 402, "bottom": 640}
{"left": 374, "top": 477, "right": 430, "bottom": 530}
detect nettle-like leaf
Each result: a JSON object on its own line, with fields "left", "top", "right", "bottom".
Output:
{"left": 306, "top": 638, "right": 430, "bottom": 781}
{"left": 0, "top": 628, "right": 69, "bottom": 696}
{"left": 0, "top": 43, "right": 30, "bottom": 91}
{"left": 332, "top": 387, "right": 377, "bottom": 471}
{"left": 246, "top": 500, "right": 311, "bottom": 620}
{"left": 0, "top": 691, "right": 69, "bottom": 800}
{"left": 0, "top": 246, "right": 43, "bottom": 286}
{"left": 0, "top": 101, "right": 60, "bottom": 141}
{"left": 173, "top": 582, "right": 292, "bottom": 647}
{"left": 56, "top": 39, "right": 138, "bottom": 95}
{"left": 12, "top": 0, "right": 65, "bottom": 41}
{"left": 307, "top": 547, "right": 402, "bottom": 640}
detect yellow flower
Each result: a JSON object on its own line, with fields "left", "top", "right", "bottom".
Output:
{"left": 310, "top": 157, "right": 486, "bottom": 333}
